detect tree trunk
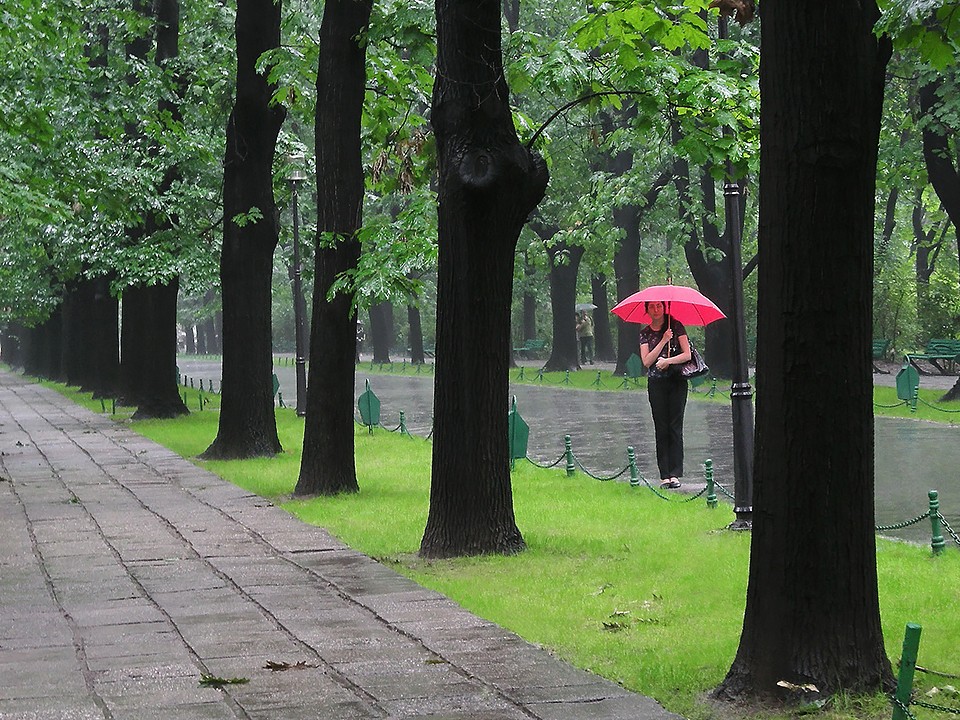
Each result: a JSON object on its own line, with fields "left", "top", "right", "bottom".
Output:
{"left": 184, "top": 324, "right": 196, "bottom": 354}
{"left": 408, "top": 303, "right": 425, "bottom": 364}
{"left": 90, "top": 274, "right": 119, "bottom": 399}
{"left": 294, "top": 0, "right": 372, "bottom": 497}
{"left": 119, "top": 288, "right": 146, "bottom": 406}
{"left": 919, "top": 78, "right": 960, "bottom": 401}
{"left": 420, "top": 0, "right": 547, "bottom": 558}
{"left": 539, "top": 231, "right": 583, "bottom": 372}
{"left": 129, "top": 280, "right": 189, "bottom": 420}
{"left": 202, "top": 0, "right": 285, "bottom": 459}
{"left": 369, "top": 301, "right": 393, "bottom": 363}
{"left": 61, "top": 278, "right": 97, "bottom": 389}
{"left": 715, "top": 1, "right": 893, "bottom": 702}
{"left": 591, "top": 274, "right": 614, "bottom": 361}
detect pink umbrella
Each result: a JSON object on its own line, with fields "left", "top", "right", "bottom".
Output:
{"left": 611, "top": 285, "right": 726, "bottom": 326}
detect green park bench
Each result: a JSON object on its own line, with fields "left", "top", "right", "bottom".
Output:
{"left": 872, "top": 338, "right": 891, "bottom": 373}
{"left": 513, "top": 338, "right": 548, "bottom": 359}
{"left": 905, "top": 338, "right": 960, "bottom": 375}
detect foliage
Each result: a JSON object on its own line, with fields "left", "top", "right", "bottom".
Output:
{"left": 877, "top": 0, "right": 960, "bottom": 69}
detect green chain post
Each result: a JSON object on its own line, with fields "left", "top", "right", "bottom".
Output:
{"left": 563, "top": 370, "right": 570, "bottom": 385}
{"left": 100, "top": 398, "right": 106, "bottom": 413}
{"left": 705, "top": 459, "right": 717, "bottom": 508}
{"left": 565, "top": 435, "right": 575, "bottom": 476}
{"left": 278, "top": 392, "right": 285, "bottom": 408}
{"left": 619, "top": 372, "right": 631, "bottom": 389}
{"left": 517, "top": 366, "right": 525, "bottom": 381}
{"left": 198, "top": 391, "right": 204, "bottom": 412}
{"left": 892, "top": 622, "right": 922, "bottom": 720}
{"left": 592, "top": 371, "right": 602, "bottom": 388}
{"left": 189, "top": 377, "right": 194, "bottom": 389}
{"left": 911, "top": 385, "right": 919, "bottom": 413}
{"left": 111, "top": 398, "right": 116, "bottom": 415}
{"left": 929, "top": 490, "right": 945, "bottom": 555}
{"left": 627, "top": 447, "right": 640, "bottom": 487}
{"left": 709, "top": 377, "right": 717, "bottom": 397}
{"left": 399, "top": 410, "right": 408, "bottom": 436}
{"left": 536, "top": 367, "right": 545, "bottom": 384}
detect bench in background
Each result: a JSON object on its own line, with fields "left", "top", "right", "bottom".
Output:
{"left": 906, "top": 338, "right": 960, "bottom": 375}
{"left": 513, "top": 338, "right": 548, "bottom": 359}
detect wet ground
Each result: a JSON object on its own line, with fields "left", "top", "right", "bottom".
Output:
{"left": 177, "top": 356, "right": 960, "bottom": 546}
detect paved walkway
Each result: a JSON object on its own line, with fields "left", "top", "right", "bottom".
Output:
{"left": 0, "top": 370, "right": 680, "bottom": 720}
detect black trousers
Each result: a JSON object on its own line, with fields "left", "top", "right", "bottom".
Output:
{"left": 579, "top": 337, "right": 594, "bottom": 363}
{"left": 647, "top": 374, "right": 688, "bottom": 479}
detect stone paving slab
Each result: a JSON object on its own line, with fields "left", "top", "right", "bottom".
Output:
{"left": 0, "top": 370, "right": 682, "bottom": 720}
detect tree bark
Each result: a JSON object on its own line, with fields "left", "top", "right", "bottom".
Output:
{"left": 420, "top": 0, "right": 547, "bottom": 558}
{"left": 294, "top": 0, "right": 372, "bottom": 497}
{"left": 591, "top": 274, "right": 614, "bottom": 361}
{"left": 408, "top": 303, "right": 425, "bottom": 364}
{"left": 128, "top": 280, "right": 189, "bottom": 420}
{"left": 715, "top": 0, "right": 893, "bottom": 702}
{"left": 369, "top": 301, "right": 393, "bottom": 363}
{"left": 61, "top": 278, "right": 97, "bottom": 390}
{"left": 612, "top": 168, "right": 671, "bottom": 375}
{"left": 538, "top": 228, "right": 583, "bottom": 372}
{"left": 918, "top": 78, "right": 960, "bottom": 401}
{"left": 90, "top": 275, "right": 119, "bottom": 399}
{"left": 202, "top": 0, "right": 285, "bottom": 459}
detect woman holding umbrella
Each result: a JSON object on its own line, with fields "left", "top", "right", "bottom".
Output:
{"left": 612, "top": 284, "right": 724, "bottom": 489}
{"left": 638, "top": 300, "right": 691, "bottom": 489}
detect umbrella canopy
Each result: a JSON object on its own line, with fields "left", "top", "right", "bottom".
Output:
{"left": 611, "top": 285, "right": 726, "bottom": 326}
{"left": 575, "top": 302, "right": 597, "bottom": 311}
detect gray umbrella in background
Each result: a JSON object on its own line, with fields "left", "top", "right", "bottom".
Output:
{"left": 575, "top": 302, "right": 597, "bottom": 311}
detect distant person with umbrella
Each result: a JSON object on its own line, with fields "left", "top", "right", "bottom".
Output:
{"left": 575, "top": 308, "right": 595, "bottom": 365}
{"left": 611, "top": 285, "right": 725, "bottom": 490}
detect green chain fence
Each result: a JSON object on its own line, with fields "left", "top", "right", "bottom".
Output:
{"left": 890, "top": 623, "right": 960, "bottom": 720}
{"left": 348, "top": 382, "right": 960, "bottom": 539}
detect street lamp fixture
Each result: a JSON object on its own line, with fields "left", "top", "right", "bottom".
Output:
{"left": 287, "top": 154, "right": 309, "bottom": 417}
{"left": 719, "top": 15, "right": 754, "bottom": 530}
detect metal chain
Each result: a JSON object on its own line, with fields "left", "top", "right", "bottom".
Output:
{"left": 913, "top": 700, "right": 960, "bottom": 715}
{"left": 891, "top": 694, "right": 919, "bottom": 720}
{"left": 525, "top": 453, "right": 567, "bottom": 470}
{"left": 875, "top": 400, "right": 909, "bottom": 409}
{"left": 572, "top": 455, "right": 630, "bottom": 482}
{"left": 876, "top": 511, "right": 930, "bottom": 532}
{"left": 714, "top": 481, "right": 737, "bottom": 501}
{"left": 919, "top": 398, "right": 960, "bottom": 414}
{"left": 939, "top": 513, "right": 960, "bottom": 548}
{"left": 917, "top": 664, "right": 960, "bottom": 680}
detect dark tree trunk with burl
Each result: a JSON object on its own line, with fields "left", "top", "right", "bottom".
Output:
{"left": 203, "top": 0, "right": 285, "bottom": 459}
{"left": 715, "top": 0, "right": 893, "bottom": 702}
{"left": 295, "top": 0, "right": 372, "bottom": 497}
{"left": 419, "top": 0, "right": 547, "bottom": 559}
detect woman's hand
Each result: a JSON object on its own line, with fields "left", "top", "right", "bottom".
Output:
{"left": 661, "top": 328, "right": 673, "bottom": 343}
{"left": 655, "top": 357, "right": 671, "bottom": 371}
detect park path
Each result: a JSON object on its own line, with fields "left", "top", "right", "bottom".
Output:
{"left": 0, "top": 369, "right": 680, "bottom": 720}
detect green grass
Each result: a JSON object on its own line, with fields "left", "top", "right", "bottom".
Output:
{"left": 37, "top": 376, "right": 960, "bottom": 720}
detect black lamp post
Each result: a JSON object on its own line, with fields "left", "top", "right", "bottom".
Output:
{"left": 287, "top": 155, "right": 309, "bottom": 417}
{"left": 719, "top": 14, "right": 754, "bottom": 529}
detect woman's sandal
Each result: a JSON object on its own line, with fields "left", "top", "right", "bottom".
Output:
{"left": 665, "top": 478, "right": 681, "bottom": 489}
